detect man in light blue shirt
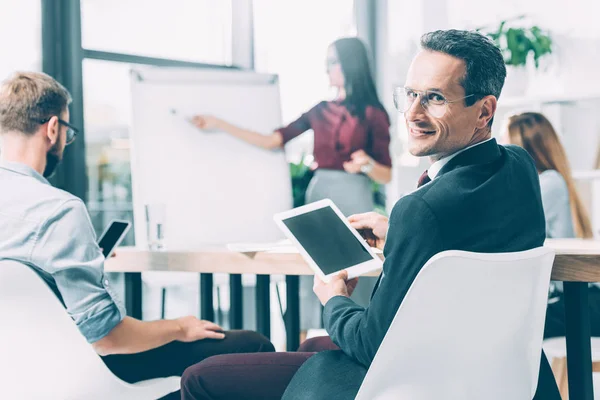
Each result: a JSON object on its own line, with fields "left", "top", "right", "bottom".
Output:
{"left": 0, "top": 72, "right": 273, "bottom": 394}
{"left": 0, "top": 159, "right": 127, "bottom": 343}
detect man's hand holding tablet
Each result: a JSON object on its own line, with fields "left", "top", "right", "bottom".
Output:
{"left": 273, "top": 199, "right": 384, "bottom": 282}
{"left": 348, "top": 212, "right": 389, "bottom": 250}
{"left": 313, "top": 270, "right": 359, "bottom": 305}
{"left": 312, "top": 212, "right": 388, "bottom": 305}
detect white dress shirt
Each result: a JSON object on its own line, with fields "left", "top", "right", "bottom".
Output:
{"left": 428, "top": 138, "right": 494, "bottom": 181}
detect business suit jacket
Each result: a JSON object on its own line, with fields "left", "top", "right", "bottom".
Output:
{"left": 283, "top": 139, "right": 561, "bottom": 400}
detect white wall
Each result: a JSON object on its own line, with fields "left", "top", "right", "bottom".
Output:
{"left": 0, "top": 0, "right": 41, "bottom": 79}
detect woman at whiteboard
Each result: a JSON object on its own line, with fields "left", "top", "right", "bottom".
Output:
{"left": 501, "top": 112, "right": 600, "bottom": 339}
{"left": 191, "top": 37, "right": 391, "bottom": 208}
{"left": 192, "top": 37, "right": 392, "bottom": 329}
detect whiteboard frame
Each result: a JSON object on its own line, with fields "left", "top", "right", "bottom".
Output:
{"left": 129, "top": 66, "right": 291, "bottom": 249}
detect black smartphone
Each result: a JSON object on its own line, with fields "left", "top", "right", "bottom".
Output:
{"left": 98, "top": 220, "right": 131, "bottom": 258}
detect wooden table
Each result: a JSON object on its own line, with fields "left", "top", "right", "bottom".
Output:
{"left": 105, "top": 239, "right": 600, "bottom": 400}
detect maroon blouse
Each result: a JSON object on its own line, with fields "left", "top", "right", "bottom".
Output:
{"left": 277, "top": 101, "right": 392, "bottom": 170}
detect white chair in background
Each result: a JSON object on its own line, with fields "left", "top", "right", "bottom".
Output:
{"left": 306, "top": 328, "right": 328, "bottom": 340}
{"left": 543, "top": 336, "right": 600, "bottom": 398}
{"left": 141, "top": 271, "right": 200, "bottom": 319}
{"left": 0, "top": 259, "right": 180, "bottom": 400}
{"left": 355, "top": 247, "right": 555, "bottom": 400}
{"left": 142, "top": 272, "right": 247, "bottom": 325}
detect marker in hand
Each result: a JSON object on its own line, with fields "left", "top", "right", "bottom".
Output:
{"left": 170, "top": 109, "right": 196, "bottom": 128}
{"left": 189, "top": 114, "right": 221, "bottom": 133}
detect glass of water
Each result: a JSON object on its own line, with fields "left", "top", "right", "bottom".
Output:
{"left": 145, "top": 203, "right": 166, "bottom": 251}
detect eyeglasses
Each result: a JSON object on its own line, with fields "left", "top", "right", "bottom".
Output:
{"left": 326, "top": 58, "right": 339, "bottom": 68}
{"left": 37, "top": 117, "right": 79, "bottom": 145}
{"left": 393, "top": 86, "right": 476, "bottom": 118}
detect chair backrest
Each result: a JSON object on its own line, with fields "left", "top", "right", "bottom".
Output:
{"left": 355, "top": 247, "right": 555, "bottom": 400}
{"left": 0, "top": 260, "right": 135, "bottom": 399}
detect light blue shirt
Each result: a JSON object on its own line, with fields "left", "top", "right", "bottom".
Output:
{"left": 0, "top": 160, "right": 125, "bottom": 343}
{"left": 537, "top": 169, "right": 596, "bottom": 291}
{"left": 539, "top": 169, "right": 575, "bottom": 239}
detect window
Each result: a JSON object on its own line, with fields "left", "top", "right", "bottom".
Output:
{"left": 0, "top": 0, "right": 41, "bottom": 156}
{"left": 81, "top": 0, "right": 233, "bottom": 64}
{"left": 83, "top": 59, "right": 136, "bottom": 244}
{"left": 253, "top": 0, "right": 357, "bottom": 162}
{"left": 0, "top": 0, "right": 41, "bottom": 79}
{"left": 82, "top": 0, "right": 237, "bottom": 243}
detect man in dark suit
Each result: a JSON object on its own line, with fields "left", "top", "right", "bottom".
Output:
{"left": 180, "top": 29, "right": 561, "bottom": 400}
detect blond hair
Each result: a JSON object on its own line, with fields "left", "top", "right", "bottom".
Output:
{"left": 0, "top": 71, "right": 71, "bottom": 135}
{"left": 505, "top": 112, "right": 593, "bottom": 238}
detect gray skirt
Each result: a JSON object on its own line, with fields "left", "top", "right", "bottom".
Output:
{"left": 305, "top": 169, "right": 374, "bottom": 216}
{"left": 300, "top": 169, "right": 378, "bottom": 330}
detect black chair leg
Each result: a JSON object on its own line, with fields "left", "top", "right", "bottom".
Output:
{"left": 161, "top": 287, "right": 166, "bottom": 319}
{"left": 216, "top": 285, "right": 224, "bottom": 326}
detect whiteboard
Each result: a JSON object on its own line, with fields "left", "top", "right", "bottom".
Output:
{"left": 129, "top": 67, "right": 292, "bottom": 249}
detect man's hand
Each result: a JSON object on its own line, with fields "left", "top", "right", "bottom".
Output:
{"left": 348, "top": 212, "right": 389, "bottom": 249}
{"left": 313, "top": 270, "right": 359, "bottom": 306}
{"left": 343, "top": 149, "right": 373, "bottom": 174}
{"left": 191, "top": 115, "right": 222, "bottom": 131}
{"left": 176, "top": 316, "right": 225, "bottom": 341}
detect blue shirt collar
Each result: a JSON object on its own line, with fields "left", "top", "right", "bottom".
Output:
{"left": 0, "top": 159, "right": 50, "bottom": 185}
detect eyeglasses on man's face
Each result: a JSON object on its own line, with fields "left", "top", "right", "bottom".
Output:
{"left": 37, "top": 117, "right": 79, "bottom": 145}
{"left": 393, "top": 86, "right": 476, "bottom": 118}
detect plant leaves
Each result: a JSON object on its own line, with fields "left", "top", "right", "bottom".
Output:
{"left": 479, "top": 17, "right": 552, "bottom": 69}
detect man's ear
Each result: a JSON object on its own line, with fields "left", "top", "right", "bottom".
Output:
{"left": 46, "top": 116, "right": 60, "bottom": 146}
{"left": 476, "top": 96, "right": 497, "bottom": 129}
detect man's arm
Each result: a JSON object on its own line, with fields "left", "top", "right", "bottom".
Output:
{"left": 31, "top": 199, "right": 224, "bottom": 355}
{"left": 323, "top": 195, "right": 445, "bottom": 367}
{"left": 92, "top": 316, "right": 224, "bottom": 356}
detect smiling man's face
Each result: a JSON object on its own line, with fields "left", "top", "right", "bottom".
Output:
{"left": 404, "top": 50, "right": 484, "bottom": 162}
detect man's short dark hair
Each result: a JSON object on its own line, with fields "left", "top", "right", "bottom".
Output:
{"left": 420, "top": 30, "right": 506, "bottom": 124}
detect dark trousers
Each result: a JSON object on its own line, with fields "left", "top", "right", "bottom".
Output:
{"left": 182, "top": 335, "right": 561, "bottom": 400}
{"left": 181, "top": 336, "right": 338, "bottom": 400}
{"left": 102, "top": 330, "right": 274, "bottom": 399}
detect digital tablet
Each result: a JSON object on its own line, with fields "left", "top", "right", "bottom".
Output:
{"left": 273, "top": 199, "right": 382, "bottom": 282}
{"left": 98, "top": 220, "right": 131, "bottom": 258}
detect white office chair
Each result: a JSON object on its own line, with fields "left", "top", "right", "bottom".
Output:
{"left": 0, "top": 260, "right": 180, "bottom": 400}
{"left": 355, "top": 247, "right": 555, "bottom": 400}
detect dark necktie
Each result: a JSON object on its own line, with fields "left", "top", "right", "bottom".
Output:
{"left": 372, "top": 169, "right": 431, "bottom": 296}
{"left": 417, "top": 169, "right": 431, "bottom": 188}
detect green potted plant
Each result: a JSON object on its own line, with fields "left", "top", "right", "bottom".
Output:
{"left": 289, "top": 154, "right": 314, "bottom": 208}
{"left": 478, "top": 16, "right": 553, "bottom": 96}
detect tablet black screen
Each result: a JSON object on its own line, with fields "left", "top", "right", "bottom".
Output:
{"left": 282, "top": 206, "right": 373, "bottom": 275}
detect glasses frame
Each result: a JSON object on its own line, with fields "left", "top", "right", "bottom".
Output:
{"left": 393, "top": 86, "right": 477, "bottom": 118}
{"left": 37, "top": 117, "right": 79, "bottom": 145}
{"left": 326, "top": 57, "right": 340, "bottom": 68}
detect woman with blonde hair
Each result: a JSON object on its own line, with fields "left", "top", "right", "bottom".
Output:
{"left": 502, "top": 111, "right": 599, "bottom": 338}
{"left": 503, "top": 112, "right": 593, "bottom": 239}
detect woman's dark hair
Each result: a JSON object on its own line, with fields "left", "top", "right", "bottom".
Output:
{"left": 332, "top": 37, "right": 386, "bottom": 120}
